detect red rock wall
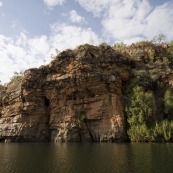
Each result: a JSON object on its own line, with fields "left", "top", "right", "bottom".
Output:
{"left": 0, "top": 45, "right": 130, "bottom": 142}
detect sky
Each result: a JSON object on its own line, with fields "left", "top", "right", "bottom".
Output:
{"left": 0, "top": 0, "right": 173, "bottom": 84}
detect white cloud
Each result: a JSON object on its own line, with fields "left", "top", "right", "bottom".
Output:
{"left": 76, "top": 0, "right": 116, "bottom": 17}
{"left": 50, "top": 22, "right": 100, "bottom": 51}
{"left": 0, "top": 33, "right": 49, "bottom": 84}
{"left": 77, "top": 0, "right": 173, "bottom": 44}
{"left": 144, "top": 1, "right": 173, "bottom": 40}
{"left": 0, "top": 2, "right": 2, "bottom": 7}
{"left": 0, "top": 23, "right": 100, "bottom": 84}
{"left": 1, "top": 0, "right": 173, "bottom": 84}
{"left": 69, "top": 10, "right": 86, "bottom": 24}
{"left": 44, "top": 0, "right": 66, "bottom": 7}
{"left": 102, "top": 0, "right": 152, "bottom": 43}
{"left": 28, "top": 36, "right": 50, "bottom": 55}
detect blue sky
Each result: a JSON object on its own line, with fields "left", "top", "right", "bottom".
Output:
{"left": 0, "top": 0, "right": 173, "bottom": 84}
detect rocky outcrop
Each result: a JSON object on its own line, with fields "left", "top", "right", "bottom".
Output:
{"left": 1, "top": 42, "right": 172, "bottom": 142}
{"left": 0, "top": 45, "right": 131, "bottom": 142}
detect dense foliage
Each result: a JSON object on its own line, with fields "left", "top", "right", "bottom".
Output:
{"left": 125, "top": 86, "right": 154, "bottom": 126}
{"left": 125, "top": 86, "right": 173, "bottom": 142}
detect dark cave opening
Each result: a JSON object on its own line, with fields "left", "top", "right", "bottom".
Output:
{"left": 44, "top": 97, "right": 50, "bottom": 107}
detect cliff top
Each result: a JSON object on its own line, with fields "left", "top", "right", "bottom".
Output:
{"left": 1, "top": 40, "right": 173, "bottom": 89}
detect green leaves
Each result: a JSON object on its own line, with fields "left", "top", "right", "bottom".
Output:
{"left": 167, "top": 40, "right": 173, "bottom": 63}
{"left": 76, "top": 114, "right": 86, "bottom": 129}
{"left": 152, "top": 120, "right": 173, "bottom": 141}
{"left": 127, "top": 124, "right": 150, "bottom": 142}
{"left": 125, "top": 86, "right": 154, "bottom": 126}
{"left": 112, "top": 42, "right": 126, "bottom": 53}
{"left": 128, "top": 120, "right": 173, "bottom": 142}
{"left": 126, "top": 88, "right": 173, "bottom": 142}
{"left": 157, "top": 34, "right": 165, "bottom": 43}
{"left": 164, "top": 90, "right": 173, "bottom": 115}
{"left": 152, "top": 34, "right": 165, "bottom": 43}
{"left": 125, "top": 86, "right": 156, "bottom": 142}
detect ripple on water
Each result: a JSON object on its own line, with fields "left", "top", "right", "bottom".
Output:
{"left": 1, "top": 143, "right": 173, "bottom": 173}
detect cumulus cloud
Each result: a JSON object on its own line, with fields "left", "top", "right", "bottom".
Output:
{"left": 144, "top": 1, "right": 173, "bottom": 40}
{"left": 77, "top": 0, "right": 173, "bottom": 44}
{"left": 76, "top": 0, "right": 115, "bottom": 17}
{"left": 44, "top": 0, "right": 66, "bottom": 7}
{"left": 69, "top": 10, "right": 86, "bottom": 24}
{"left": 101, "top": 0, "right": 152, "bottom": 43}
{"left": 50, "top": 23, "right": 100, "bottom": 50}
{"left": 0, "top": 2, "right": 2, "bottom": 7}
{"left": 0, "top": 33, "right": 49, "bottom": 84}
{"left": 0, "top": 23, "right": 100, "bottom": 84}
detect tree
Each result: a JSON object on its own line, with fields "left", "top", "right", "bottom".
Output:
{"left": 157, "top": 34, "right": 165, "bottom": 43}
{"left": 112, "top": 42, "right": 126, "bottom": 53}
{"left": 164, "top": 90, "right": 173, "bottom": 119}
{"left": 125, "top": 86, "right": 155, "bottom": 126}
{"left": 151, "top": 36, "right": 157, "bottom": 43}
{"left": 51, "top": 48, "right": 61, "bottom": 60}
{"left": 7, "top": 71, "right": 24, "bottom": 86}
{"left": 151, "top": 34, "right": 165, "bottom": 44}
{"left": 125, "top": 86, "right": 156, "bottom": 142}
{"left": 152, "top": 120, "right": 173, "bottom": 141}
{"left": 167, "top": 40, "right": 173, "bottom": 63}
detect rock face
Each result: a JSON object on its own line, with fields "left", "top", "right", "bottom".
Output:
{"left": 0, "top": 45, "right": 131, "bottom": 142}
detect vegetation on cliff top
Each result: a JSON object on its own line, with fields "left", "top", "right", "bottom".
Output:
{"left": 1, "top": 35, "right": 173, "bottom": 142}
{"left": 2, "top": 71, "right": 24, "bottom": 87}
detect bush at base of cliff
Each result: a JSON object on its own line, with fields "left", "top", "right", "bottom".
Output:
{"left": 125, "top": 85, "right": 155, "bottom": 142}
{"left": 125, "top": 86, "right": 155, "bottom": 126}
{"left": 164, "top": 90, "right": 173, "bottom": 119}
{"left": 152, "top": 120, "right": 173, "bottom": 142}
{"left": 127, "top": 124, "right": 151, "bottom": 142}
{"left": 128, "top": 120, "right": 173, "bottom": 142}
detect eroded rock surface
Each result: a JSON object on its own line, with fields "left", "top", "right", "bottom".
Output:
{"left": 0, "top": 45, "right": 131, "bottom": 142}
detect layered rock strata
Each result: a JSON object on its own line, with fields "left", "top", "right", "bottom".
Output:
{"left": 0, "top": 45, "right": 130, "bottom": 142}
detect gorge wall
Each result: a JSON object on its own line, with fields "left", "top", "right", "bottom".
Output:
{"left": 0, "top": 42, "right": 172, "bottom": 142}
{"left": 0, "top": 44, "right": 130, "bottom": 142}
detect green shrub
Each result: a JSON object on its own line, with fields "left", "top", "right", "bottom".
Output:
{"left": 99, "top": 42, "right": 109, "bottom": 47}
{"left": 127, "top": 124, "right": 151, "bottom": 142}
{"left": 112, "top": 42, "right": 126, "bottom": 53}
{"left": 152, "top": 34, "right": 165, "bottom": 43}
{"left": 148, "top": 50, "right": 155, "bottom": 62}
{"left": 131, "top": 49, "right": 143, "bottom": 60}
{"left": 128, "top": 120, "right": 173, "bottom": 142}
{"left": 164, "top": 90, "right": 173, "bottom": 119}
{"left": 149, "top": 69, "right": 160, "bottom": 82}
{"left": 152, "top": 120, "right": 173, "bottom": 141}
{"left": 163, "top": 57, "right": 170, "bottom": 65}
{"left": 76, "top": 114, "right": 87, "bottom": 129}
{"left": 125, "top": 86, "right": 155, "bottom": 126}
{"left": 167, "top": 40, "right": 173, "bottom": 63}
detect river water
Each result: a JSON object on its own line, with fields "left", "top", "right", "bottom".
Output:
{"left": 0, "top": 142, "right": 173, "bottom": 173}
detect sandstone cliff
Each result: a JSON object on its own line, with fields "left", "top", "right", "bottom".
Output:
{"left": 1, "top": 41, "right": 173, "bottom": 142}
{"left": 0, "top": 44, "right": 131, "bottom": 142}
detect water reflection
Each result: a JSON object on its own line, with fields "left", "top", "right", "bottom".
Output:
{"left": 0, "top": 143, "right": 173, "bottom": 173}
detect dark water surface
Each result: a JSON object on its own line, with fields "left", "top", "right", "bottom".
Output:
{"left": 0, "top": 142, "right": 173, "bottom": 173}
